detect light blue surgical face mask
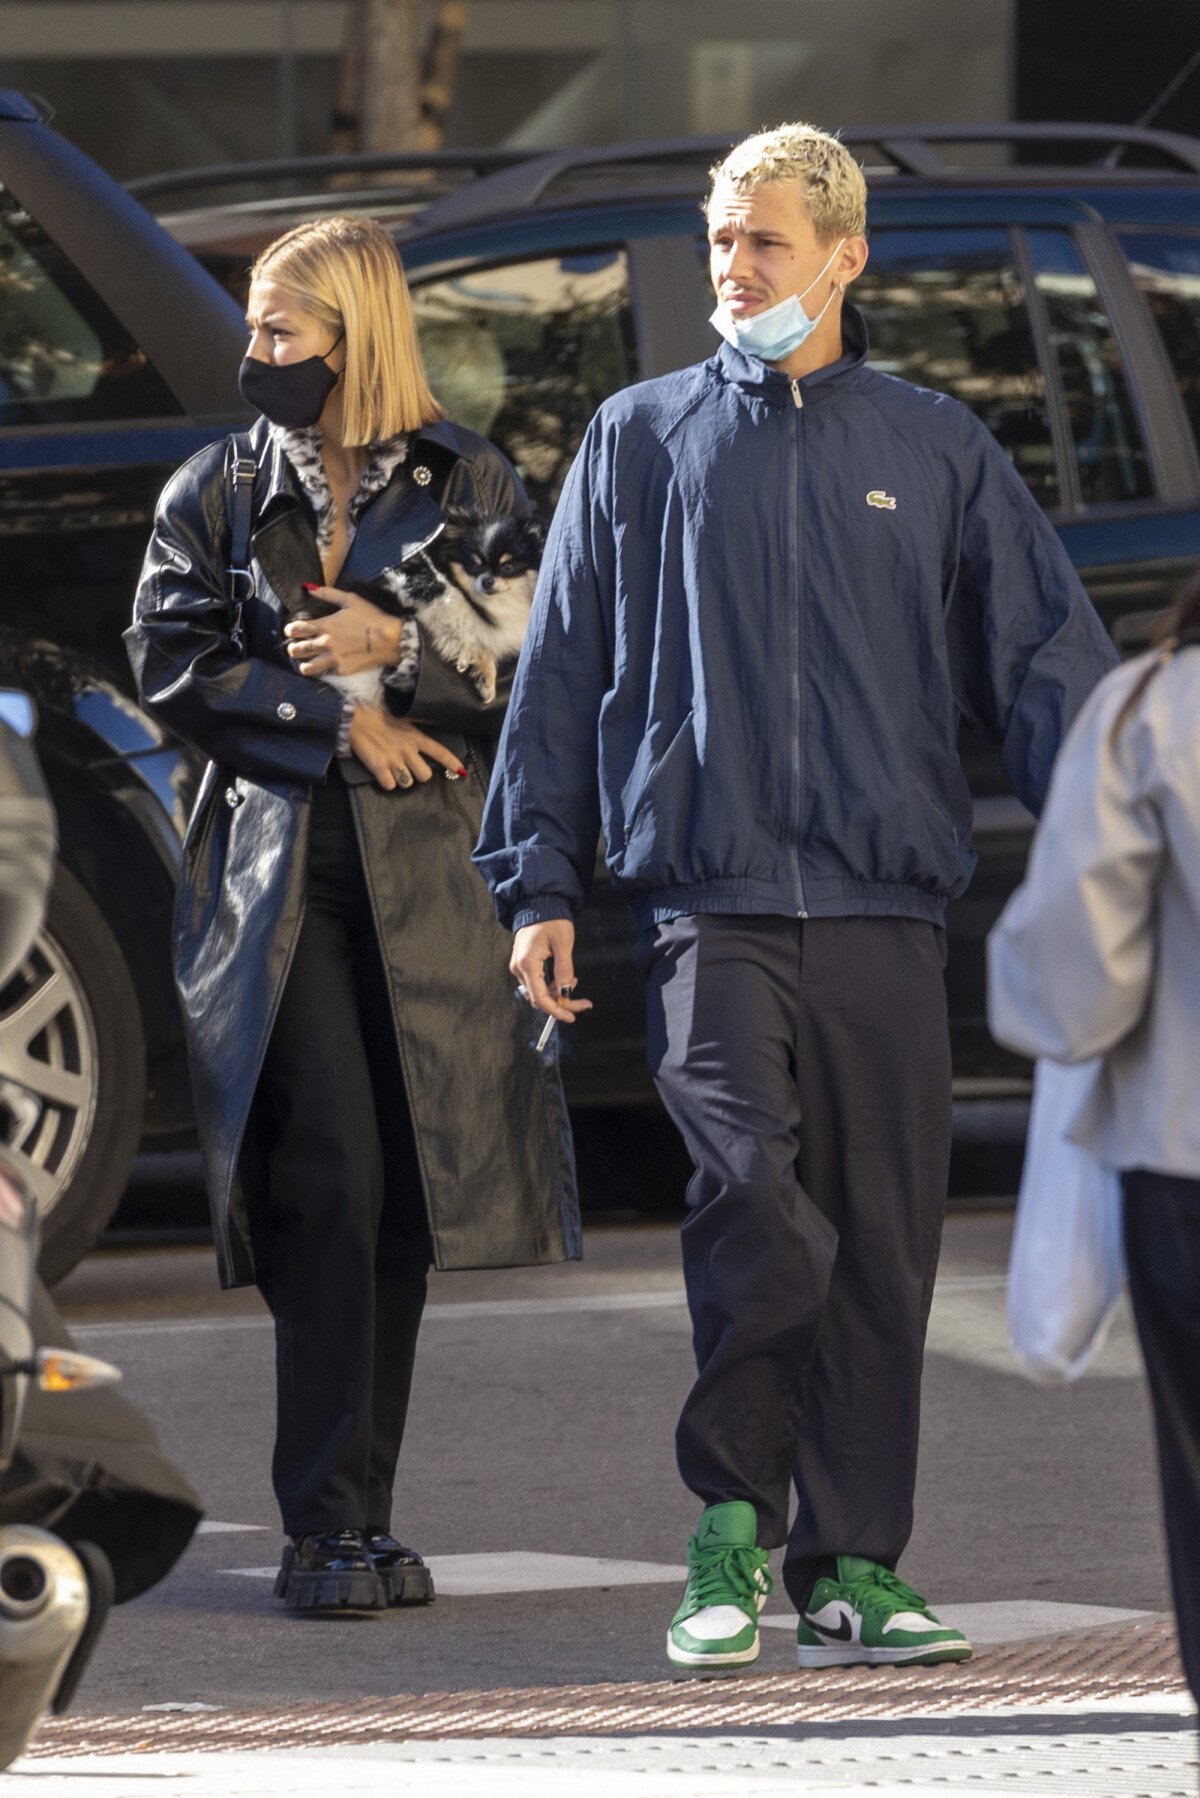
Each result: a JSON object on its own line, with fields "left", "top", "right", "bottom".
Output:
{"left": 709, "top": 238, "right": 846, "bottom": 363}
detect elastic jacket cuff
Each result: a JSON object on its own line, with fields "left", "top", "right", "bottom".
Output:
{"left": 511, "top": 899, "right": 576, "bottom": 932}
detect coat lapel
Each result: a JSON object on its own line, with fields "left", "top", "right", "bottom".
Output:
{"left": 338, "top": 476, "right": 445, "bottom": 582}
{"left": 250, "top": 418, "right": 460, "bottom": 597}
{"left": 251, "top": 510, "right": 323, "bottom": 621}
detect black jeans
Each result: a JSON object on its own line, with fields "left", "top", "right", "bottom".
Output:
{"left": 639, "top": 914, "right": 952, "bottom": 1609}
{"left": 1122, "top": 1169, "right": 1200, "bottom": 1711}
{"left": 247, "top": 774, "right": 432, "bottom": 1537}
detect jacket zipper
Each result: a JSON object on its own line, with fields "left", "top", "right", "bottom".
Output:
{"left": 789, "top": 379, "right": 808, "bottom": 918}
{"left": 462, "top": 741, "right": 488, "bottom": 794}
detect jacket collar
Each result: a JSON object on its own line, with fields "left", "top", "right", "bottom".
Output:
{"left": 714, "top": 299, "right": 870, "bottom": 404}
{"left": 247, "top": 413, "right": 473, "bottom": 520}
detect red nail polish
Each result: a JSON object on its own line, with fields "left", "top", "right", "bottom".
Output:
{"left": 457, "top": 766, "right": 468, "bottom": 778}
{"left": 301, "top": 582, "right": 319, "bottom": 592}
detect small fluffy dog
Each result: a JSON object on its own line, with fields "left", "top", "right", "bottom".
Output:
{"left": 403, "top": 510, "right": 546, "bottom": 704}
{"left": 306, "top": 510, "right": 546, "bottom": 711}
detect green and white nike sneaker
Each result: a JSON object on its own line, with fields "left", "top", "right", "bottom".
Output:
{"left": 796, "top": 1556, "right": 973, "bottom": 1668}
{"left": 667, "top": 1501, "right": 772, "bottom": 1668}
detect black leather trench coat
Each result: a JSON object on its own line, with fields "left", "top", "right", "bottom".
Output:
{"left": 125, "top": 417, "right": 580, "bottom": 1289}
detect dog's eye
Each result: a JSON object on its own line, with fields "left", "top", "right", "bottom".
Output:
{"left": 498, "top": 555, "right": 514, "bottom": 568}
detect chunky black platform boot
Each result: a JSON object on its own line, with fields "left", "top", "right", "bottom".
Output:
{"left": 274, "top": 1530, "right": 387, "bottom": 1611}
{"left": 365, "top": 1532, "right": 436, "bottom": 1606}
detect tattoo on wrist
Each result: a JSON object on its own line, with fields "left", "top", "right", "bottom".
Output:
{"left": 365, "top": 624, "right": 373, "bottom": 658}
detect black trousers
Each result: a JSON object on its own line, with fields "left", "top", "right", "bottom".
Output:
{"left": 639, "top": 914, "right": 952, "bottom": 1609}
{"left": 247, "top": 775, "right": 432, "bottom": 1537}
{"left": 1122, "top": 1169, "right": 1200, "bottom": 1710}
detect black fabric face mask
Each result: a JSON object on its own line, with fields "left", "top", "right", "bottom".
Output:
{"left": 238, "top": 334, "right": 343, "bottom": 430}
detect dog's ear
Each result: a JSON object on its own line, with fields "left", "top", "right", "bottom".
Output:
{"left": 524, "top": 516, "right": 549, "bottom": 550}
{"left": 441, "top": 504, "right": 475, "bottom": 531}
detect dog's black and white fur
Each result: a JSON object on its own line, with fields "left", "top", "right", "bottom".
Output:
{"left": 273, "top": 425, "right": 544, "bottom": 710}
{"left": 398, "top": 510, "right": 546, "bottom": 704}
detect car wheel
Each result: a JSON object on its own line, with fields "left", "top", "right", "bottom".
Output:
{"left": 0, "top": 865, "right": 145, "bottom": 1285}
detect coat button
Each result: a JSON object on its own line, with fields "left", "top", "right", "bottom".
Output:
{"left": 224, "top": 786, "right": 242, "bottom": 808}
{"left": 412, "top": 464, "right": 432, "bottom": 486}
{"left": 276, "top": 701, "right": 297, "bottom": 722}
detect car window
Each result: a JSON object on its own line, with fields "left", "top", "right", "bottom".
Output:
{"left": 0, "top": 190, "right": 181, "bottom": 427}
{"left": 1025, "top": 229, "right": 1152, "bottom": 508}
{"left": 1116, "top": 231, "right": 1200, "bottom": 470}
{"left": 410, "top": 249, "right": 638, "bottom": 511}
{"left": 856, "top": 228, "right": 1060, "bottom": 509}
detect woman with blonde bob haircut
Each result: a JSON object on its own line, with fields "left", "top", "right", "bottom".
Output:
{"left": 254, "top": 215, "right": 444, "bottom": 446}
{"left": 126, "top": 216, "right": 580, "bottom": 1615}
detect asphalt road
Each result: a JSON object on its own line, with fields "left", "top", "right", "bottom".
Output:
{"left": 47, "top": 1209, "right": 1167, "bottom": 1713}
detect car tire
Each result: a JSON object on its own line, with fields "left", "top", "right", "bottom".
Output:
{"left": 0, "top": 865, "right": 146, "bottom": 1285}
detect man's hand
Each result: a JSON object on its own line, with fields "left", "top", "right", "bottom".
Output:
{"left": 285, "top": 586, "right": 403, "bottom": 678}
{"left": 349, "top": 708, "right": 466, "bottom": 791}
{"left": 511, "top": 920, "right": 593, "bottom": 1025}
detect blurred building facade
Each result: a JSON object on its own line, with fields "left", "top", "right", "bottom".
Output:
{"left": 0, "top": 0, "right": 1196, "bottom": 179}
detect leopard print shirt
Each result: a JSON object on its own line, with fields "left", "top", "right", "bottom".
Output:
{"left": 271, "top": 423, "right": 422, "bottom": 699}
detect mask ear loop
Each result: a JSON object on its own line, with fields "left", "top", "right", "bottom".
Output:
{"left": 809, "top": 278, "right": 845, "bottom": 332}
{"left": 798, "top": 239, "right": 847, "bottom": 308}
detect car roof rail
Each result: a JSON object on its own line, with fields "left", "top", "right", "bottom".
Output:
{"left": 866, "top": 120, "right": 1200, "bottom": 173}
{"left": 412, "top": 137, "right": 732, "bottom": 231}
{"left": 411, "top": 121, "right": 1200, "bottom": 233}
{"left": 126, "top": 147, "right": 529, "bottom": 207}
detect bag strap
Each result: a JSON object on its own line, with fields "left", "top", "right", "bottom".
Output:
{"left": 222, "top": 436, "right": 258, "bottom": 654}
{"left": 1110, "top": 621, "right": 1200, "bottom": 743}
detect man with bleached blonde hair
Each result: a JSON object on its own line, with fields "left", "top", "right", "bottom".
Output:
{"left": 478, "top": 124, "right": 1116, "bottom": 1669}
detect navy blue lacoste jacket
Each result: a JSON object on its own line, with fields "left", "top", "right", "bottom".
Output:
{"left": 474, "top": 304, "right": 1118, "bottom": 933}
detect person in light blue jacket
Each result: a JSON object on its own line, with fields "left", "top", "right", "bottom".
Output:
{"left": 476, "top": 121, "right": 1117, "bottom": 1673}
{"left": 989, "top": 572, "right": 1200, "bottom": 1721}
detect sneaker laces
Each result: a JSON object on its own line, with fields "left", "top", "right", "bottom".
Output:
{"left": 845, "top": 1564, "right": 930, "bottom": 1614}
{"left": 687, "top": 1539, "right": 772, "bottom": 1611}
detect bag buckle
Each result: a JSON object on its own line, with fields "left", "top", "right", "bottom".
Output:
{"left": 227, "top": 566, "right": 256, "bottom": 603}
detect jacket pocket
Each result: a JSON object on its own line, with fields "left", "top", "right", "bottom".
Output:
{"left": 883, "top": 775, "right": 965, "bottom": 894}
{"left": 621, "top": 713, "right": 695, "bottom": 841}
{"left": 615, "top": 711, "right": 698, "bottom": 883}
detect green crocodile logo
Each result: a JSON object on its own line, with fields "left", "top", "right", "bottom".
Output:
{"left": 866, "top": 490, "right": 897, "bottom": 510}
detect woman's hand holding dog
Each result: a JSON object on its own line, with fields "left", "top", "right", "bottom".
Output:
{"left": 348, "top": 708, "right": 467, "bottom": 792}
{"left": 285, "top": 585, "right": 402, "bottom": 678}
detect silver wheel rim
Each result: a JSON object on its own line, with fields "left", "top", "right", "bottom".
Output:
{"left": 0, "top": 929, "right": 98, "bottom": 1220}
